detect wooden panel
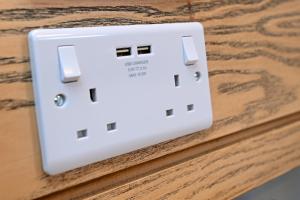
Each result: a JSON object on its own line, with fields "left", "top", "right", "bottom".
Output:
{"left": 0, "top": 0, "right": 299, "bottom": 199}
{"left": 87, "top": 120, "right": 300, "bottom": 200}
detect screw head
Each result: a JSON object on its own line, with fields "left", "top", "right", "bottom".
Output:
{"left": 194, "top": 71, "right": 201, "bottom": 81}
{"left": 54, "top": 94, "right": 66, "bottom": 107}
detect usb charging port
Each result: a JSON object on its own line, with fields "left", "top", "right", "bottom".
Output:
{"left": 116, "top": 47, "right": 131, "bottom": 57}
{"left": 137, "top": 45, "right": 151, "bottom": 55}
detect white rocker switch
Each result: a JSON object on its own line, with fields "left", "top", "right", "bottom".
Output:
{"left": 58, "top": 46, "right": 81, "bottom": 83}
{"left": 182, "top": 36, "right": 199, "bottom": 65}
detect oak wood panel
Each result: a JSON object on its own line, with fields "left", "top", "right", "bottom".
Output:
{"left": 87, "top": 120, "right": 300, "bottom": 200}
{"left": 0, "top": 0, "right": 299, "bottom": 199}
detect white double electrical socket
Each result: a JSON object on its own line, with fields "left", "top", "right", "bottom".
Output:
{"left": 28, "top": 22, "right": 213, "bottom": 175}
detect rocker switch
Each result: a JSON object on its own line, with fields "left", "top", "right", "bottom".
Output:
{"left": 182, "top": 36, "right": 199, "bottom": 65}
{"left": 58, "top": 46, "right": 81, "bottom": 83}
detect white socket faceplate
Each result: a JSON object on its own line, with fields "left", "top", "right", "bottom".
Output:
{"left": 28, "top": 22, "right": 213, "bottom": 175}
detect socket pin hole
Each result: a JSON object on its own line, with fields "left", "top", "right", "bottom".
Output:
{"left": 77, "top": 129, "right": 88, "bottom": 139}
{"left": 107, "top": 122, "right": 117, "bottom": 132}
{"left": 187, "top": 104, "right": 194, "bottom": 111}
{"left": 166, "top": 109, "right": 174, "bottom": 117}
{"left": 194, "top": 71, "right": 201, "bottom": 81}
{"left": 54, "top": 94, "right": 66, "bottom": 107}
{"left": 90, "top": 88, "right": 97, "bottom": 102}
{"left": 174, "top": 74, "right": 180, "bottom": 87}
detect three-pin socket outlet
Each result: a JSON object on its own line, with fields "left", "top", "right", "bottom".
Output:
{"left": 28, "top": 22, "right": 212, "bottom": 175}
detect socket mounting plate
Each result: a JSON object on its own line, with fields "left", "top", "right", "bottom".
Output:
{"left": 28, "top": 22, "right": 212, "bottom": 175}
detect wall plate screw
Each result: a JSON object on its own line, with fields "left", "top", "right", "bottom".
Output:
{"left": 194, "top": 71, "right": 201, "bottom": 81}
{"left": 54, "top": 94, "right": 66, "bottom": 107}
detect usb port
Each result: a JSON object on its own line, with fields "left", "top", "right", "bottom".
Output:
{"left": 137, "top": 45, "right": 151, "bottom": 55}
{"left": 116, "top": 47, "right": 131, "bottom": 57}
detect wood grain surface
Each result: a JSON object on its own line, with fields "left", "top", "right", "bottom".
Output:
{"left": 0, "top": 0, "right": 299, "bottom": 199}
